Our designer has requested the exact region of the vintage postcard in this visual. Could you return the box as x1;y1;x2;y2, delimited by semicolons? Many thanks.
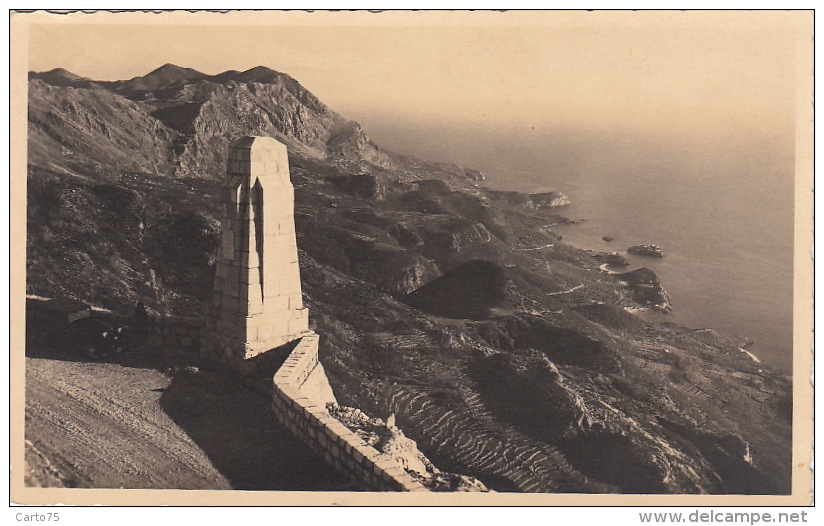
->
9;9;814;507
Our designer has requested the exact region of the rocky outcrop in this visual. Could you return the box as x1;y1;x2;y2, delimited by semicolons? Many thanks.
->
530;191;571;208
483;189;570;208
27;80;179;176
476;313;623;373
138;67;389;176
471;349;588;441
327;405;488;492
296;218;440;295
341;174;388;200
628;244;664;257
618;267;671;310
393;215;495;262
169;81;348;177
465;168;485;181
406;260;512;320
327;120;392;168
594;252;629;267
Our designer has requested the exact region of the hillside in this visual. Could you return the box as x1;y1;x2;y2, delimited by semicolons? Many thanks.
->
25;65;792;494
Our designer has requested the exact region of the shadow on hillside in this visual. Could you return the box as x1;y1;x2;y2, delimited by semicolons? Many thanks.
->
25;313;358;491
158;367;358;491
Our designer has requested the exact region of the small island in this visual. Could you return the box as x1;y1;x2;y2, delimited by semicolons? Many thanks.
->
627;244;664;257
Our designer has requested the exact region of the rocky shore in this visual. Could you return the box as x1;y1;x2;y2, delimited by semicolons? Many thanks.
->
628;244;664;257
617;267;672;311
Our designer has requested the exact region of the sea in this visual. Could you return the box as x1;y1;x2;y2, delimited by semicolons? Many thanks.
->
367;123;796;375
479;129;797;375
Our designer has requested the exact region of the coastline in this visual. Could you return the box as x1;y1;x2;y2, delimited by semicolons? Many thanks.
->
525;192;793;376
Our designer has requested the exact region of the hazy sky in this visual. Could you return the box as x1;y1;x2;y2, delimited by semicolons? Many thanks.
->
26;11;804;140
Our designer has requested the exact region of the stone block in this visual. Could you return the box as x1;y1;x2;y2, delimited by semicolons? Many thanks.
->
252;323;272;343
293;395;311;406
324;421;346;439
352;446;370;464
241;271;261;286
246;300;264;317
268;295;289;310
369;474;381;490
288;318;309;336
339;433;360;451
287;295;304;310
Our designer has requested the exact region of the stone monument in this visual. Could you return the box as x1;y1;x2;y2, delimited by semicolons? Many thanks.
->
207;136;310;365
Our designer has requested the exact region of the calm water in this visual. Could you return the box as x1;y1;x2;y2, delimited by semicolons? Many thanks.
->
480;131;796;375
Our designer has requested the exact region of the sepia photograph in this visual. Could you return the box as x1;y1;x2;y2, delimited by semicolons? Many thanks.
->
9;9;814;506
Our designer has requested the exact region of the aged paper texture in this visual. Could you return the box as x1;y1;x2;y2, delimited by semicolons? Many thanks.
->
9;9;814;506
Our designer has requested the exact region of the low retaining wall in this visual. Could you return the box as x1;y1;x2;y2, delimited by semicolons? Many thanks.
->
271;333;428;492
146;315;203;353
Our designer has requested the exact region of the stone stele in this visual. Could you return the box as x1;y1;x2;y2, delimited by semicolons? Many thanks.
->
207;136;310;363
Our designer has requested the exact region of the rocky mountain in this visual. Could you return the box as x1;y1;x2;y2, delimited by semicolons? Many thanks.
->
28;65;391;180
29;68;105;89
25;65;792;494
113;63;207;94
28;78;180;176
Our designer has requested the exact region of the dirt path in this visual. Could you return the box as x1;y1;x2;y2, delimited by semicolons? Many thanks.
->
25;352;352;491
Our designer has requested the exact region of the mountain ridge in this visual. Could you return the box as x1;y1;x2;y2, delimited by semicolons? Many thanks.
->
28;64;395;178
115;63;208;93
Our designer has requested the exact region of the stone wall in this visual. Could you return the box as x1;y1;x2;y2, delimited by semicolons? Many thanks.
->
271;333;429;492
146;315;203;354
